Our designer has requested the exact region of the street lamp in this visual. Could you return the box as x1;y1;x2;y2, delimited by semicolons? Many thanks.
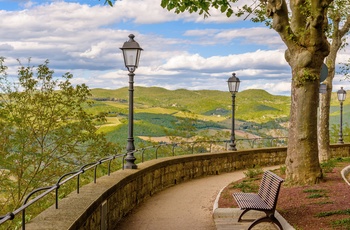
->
227;73;240;151
120;34;143;169
337;87;346;144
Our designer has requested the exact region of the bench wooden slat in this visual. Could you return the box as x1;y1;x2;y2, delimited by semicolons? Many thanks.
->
232;170;284;230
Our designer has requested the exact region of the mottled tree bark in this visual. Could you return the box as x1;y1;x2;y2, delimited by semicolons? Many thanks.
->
267;0;333;184
318;14;350;162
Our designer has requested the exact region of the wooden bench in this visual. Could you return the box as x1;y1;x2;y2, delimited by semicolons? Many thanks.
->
232;170;284;230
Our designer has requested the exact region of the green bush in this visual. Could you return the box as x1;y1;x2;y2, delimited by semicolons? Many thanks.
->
321;159;337;173
232;181;259;193
244;166;263;178
279;165;286;175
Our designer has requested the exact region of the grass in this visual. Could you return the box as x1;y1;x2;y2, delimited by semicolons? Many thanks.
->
303;188;328;198
316;209;350;217
320;159;337;173
316;209;350;229
229;166;263;193
231;180;259;193
332;218;350;228
243;166;264;178
307;193;327;199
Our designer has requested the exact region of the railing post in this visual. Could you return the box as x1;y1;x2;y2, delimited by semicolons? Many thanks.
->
141;148;146;162
77;174;80;194
155;145;161;159
172;143;176;156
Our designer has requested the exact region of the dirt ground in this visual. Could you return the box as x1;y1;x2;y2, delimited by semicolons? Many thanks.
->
219;163;350;230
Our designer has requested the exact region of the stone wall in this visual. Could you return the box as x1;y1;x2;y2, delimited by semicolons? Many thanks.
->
25;145;350;230
330;144;350;159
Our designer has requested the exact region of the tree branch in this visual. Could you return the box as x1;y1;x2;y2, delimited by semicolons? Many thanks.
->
339;15;350;38
265;0;295;47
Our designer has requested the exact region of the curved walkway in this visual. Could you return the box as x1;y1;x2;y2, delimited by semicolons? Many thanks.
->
115;166;289;230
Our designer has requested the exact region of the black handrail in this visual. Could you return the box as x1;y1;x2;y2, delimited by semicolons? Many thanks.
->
0;137;288;229
0;153;126;229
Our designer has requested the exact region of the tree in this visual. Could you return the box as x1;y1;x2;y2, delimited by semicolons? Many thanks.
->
104;0;114;7
340;58;350;79
159;0;338;185
318;1;350;162
0;58;114;213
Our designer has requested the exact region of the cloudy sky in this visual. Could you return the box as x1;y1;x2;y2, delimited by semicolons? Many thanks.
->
0;0;349;95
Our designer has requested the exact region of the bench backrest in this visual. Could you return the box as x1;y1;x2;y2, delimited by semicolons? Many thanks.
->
257;170;284;210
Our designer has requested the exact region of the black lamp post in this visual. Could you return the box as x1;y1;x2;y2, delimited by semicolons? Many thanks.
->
120;34;143;169
227;73;240;151
337;87;346;144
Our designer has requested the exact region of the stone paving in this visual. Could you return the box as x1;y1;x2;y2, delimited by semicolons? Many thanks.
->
115;166;295;230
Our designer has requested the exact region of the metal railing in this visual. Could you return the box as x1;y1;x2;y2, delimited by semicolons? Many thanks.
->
0;137;287;229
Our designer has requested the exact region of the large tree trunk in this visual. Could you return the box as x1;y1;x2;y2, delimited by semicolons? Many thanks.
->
318;80;332;162
318;60;334;162
318;14;350;162
267;0;332;185
285;49;324;184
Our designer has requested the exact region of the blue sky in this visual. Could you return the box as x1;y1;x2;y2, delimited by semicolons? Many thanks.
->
0;0;349;95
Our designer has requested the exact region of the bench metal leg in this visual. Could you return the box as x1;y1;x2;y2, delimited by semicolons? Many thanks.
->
247;214;283;230
237;209;250;222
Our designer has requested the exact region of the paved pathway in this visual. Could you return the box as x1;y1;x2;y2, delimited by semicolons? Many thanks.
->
114;166;292;230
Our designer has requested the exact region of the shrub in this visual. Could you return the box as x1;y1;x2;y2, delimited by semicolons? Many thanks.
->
244;166;263;178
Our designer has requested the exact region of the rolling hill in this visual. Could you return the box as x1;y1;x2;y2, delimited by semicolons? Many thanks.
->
88;87;349;147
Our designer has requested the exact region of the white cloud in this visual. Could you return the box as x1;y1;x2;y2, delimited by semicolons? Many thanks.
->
1;0;348;96
161;49;288;73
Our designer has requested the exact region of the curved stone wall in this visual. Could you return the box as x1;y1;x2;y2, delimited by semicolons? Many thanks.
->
25;144;350;230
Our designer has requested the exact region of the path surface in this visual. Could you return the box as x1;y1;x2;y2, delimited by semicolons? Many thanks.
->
115;166;280;230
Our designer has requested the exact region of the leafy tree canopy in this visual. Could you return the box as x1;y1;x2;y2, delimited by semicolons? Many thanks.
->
0;57;115;212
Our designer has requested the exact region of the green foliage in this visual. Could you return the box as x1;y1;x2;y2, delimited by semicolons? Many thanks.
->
316;208;350;228
316;209;350;217
231;180;259;193
332;218;350;228
279;165;287;175
0;59;115;218
243;166;263;178
303;189;327;193
293;68;320;87
164;111;198;141
307;193;327;199
320;159;337;173
103;0;113;7
303;189;328;199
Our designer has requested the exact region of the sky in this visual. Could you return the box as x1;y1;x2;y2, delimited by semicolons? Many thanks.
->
0;0;349;96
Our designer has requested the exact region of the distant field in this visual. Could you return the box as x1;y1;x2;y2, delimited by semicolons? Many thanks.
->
135;107;179;115
96;117;122;134
89;87;349;146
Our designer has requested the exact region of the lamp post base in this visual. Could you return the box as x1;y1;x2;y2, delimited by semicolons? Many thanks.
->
228;142;237;151
125;138;137;169
124;153;137;169
124;160;137;169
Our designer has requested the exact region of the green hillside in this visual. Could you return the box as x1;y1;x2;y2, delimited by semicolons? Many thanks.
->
90;87;291;122
88;87;290;145
89;87;350;147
